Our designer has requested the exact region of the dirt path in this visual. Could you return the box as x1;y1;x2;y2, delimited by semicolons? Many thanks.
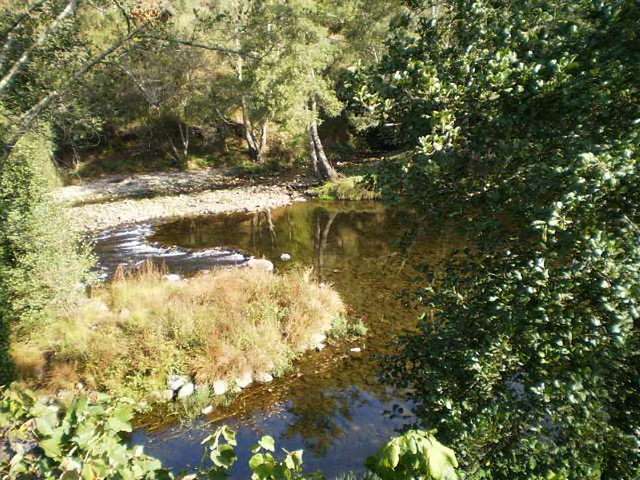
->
59;169;313;232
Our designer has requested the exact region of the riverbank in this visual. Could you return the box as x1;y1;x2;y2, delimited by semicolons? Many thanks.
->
59;169;313;232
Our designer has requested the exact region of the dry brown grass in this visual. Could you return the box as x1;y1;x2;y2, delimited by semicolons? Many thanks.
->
13;264;345;399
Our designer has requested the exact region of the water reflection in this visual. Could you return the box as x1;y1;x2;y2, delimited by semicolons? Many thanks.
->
95;201;469;477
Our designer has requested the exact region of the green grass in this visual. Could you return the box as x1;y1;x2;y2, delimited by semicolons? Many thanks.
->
13;264;346;401
312;176;381;201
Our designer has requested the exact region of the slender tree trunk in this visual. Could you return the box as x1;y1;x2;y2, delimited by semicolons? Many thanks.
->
0;0;79;96
308;98;336;180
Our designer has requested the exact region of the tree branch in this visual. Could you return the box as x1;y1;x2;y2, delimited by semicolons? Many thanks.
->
0;0;47;43
7;16;157;150
141;35;258;58
0;0;79;96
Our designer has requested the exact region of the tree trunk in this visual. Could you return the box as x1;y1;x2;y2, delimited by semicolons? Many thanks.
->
308;98;336;180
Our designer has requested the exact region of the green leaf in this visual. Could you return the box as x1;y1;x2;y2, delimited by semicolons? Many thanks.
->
258;435;275;452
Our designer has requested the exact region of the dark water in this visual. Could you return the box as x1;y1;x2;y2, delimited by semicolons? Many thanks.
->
93;201;469;478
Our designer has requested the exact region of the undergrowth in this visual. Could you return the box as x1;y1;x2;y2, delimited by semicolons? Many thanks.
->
312;176;380;201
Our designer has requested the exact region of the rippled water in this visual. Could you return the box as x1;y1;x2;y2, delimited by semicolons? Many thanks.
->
93;201;469;477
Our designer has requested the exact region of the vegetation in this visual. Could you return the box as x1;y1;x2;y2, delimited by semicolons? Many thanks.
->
1;385;460;479
13;264;347;400
311;176;380;201
350;0;640;478
1;0;638;478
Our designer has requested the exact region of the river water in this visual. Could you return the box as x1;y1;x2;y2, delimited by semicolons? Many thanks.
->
93;200;469;478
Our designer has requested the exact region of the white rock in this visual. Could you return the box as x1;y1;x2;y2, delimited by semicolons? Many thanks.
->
255;372;274;384
236;371;253;389
213;380;229;396
280;253;291;261
164;274;181;282
201;405;214;415
151;390;174;402
311;333;327;346
177;382;195;400
246;258;274;272
350;347;362;353
167;375;189;391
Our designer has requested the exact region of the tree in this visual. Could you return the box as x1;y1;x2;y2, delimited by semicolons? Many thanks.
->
355;0;640;477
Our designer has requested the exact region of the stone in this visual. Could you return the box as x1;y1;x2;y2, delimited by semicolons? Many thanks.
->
245;257;274;272
151;390;174;402
177;382;195;400
212;380;229;396
236;371;253;389
280;253;291;261
201;405;214;415
164;274;181;282
311;332;327;346
167;375;189;391
255;372;274;384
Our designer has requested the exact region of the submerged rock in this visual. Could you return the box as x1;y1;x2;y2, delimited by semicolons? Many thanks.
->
177;382;194;400
167;375;189;391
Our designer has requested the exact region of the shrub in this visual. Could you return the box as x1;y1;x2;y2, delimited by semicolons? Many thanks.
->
0;127;94;385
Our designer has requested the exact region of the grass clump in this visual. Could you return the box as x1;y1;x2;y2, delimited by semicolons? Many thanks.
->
312;176;380;201
13;264;346;400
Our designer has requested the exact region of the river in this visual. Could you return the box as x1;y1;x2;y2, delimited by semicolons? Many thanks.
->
92;200;469;478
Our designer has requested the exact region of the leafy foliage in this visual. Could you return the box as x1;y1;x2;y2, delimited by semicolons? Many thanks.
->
366;430;459;480
0;386;461;480
350;0;640;478
0;386;167;479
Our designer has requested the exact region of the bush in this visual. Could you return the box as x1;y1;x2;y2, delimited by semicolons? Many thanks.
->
0;127;94;385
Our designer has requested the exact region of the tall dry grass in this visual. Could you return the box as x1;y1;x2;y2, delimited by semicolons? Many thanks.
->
13;264;345;399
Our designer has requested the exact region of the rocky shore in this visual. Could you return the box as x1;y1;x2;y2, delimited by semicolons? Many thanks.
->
59;169;312;232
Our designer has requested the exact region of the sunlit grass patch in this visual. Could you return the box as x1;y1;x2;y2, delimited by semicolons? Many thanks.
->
312;176;380;201
13;264;346;401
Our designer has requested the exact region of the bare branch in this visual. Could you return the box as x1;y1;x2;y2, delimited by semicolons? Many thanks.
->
0;0;79;97
6;16;157;150
142;35;258;58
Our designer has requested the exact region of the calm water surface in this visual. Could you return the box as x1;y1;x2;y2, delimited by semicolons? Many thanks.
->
93;201;469;478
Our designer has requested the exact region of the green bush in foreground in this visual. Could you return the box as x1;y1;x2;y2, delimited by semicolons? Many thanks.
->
0;386;460;480
0;128;94;385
